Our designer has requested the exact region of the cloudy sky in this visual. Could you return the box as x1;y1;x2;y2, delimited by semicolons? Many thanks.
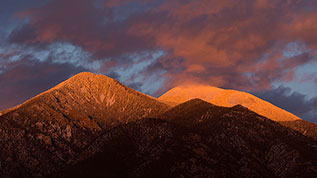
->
0;0;316;123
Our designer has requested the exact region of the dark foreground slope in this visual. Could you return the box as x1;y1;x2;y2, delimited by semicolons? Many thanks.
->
0;72;168;178
55;99;317;178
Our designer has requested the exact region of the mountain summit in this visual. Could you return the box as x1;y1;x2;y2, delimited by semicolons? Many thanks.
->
159;85;301;122
1;72;168;125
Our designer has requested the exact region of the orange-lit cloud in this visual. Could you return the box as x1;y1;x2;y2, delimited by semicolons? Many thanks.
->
6;0;317;92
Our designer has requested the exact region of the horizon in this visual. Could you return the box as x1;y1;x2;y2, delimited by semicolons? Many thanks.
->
0;71;309;123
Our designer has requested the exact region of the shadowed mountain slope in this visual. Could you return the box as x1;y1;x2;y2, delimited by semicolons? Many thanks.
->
0;72;169;178
54;99;317;178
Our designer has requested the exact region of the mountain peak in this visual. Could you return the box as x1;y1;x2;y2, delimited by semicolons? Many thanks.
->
50;72;113;90
181;98;211;105
168;98;215;112
1;72;165;117
159;85;301;122
67;72;113;82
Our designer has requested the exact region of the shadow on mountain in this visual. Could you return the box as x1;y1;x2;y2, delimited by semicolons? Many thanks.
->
54;99;317;178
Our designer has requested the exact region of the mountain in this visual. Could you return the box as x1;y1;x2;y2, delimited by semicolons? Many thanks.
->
158;85;300;122
1;73;316;178
1;72;168;124
0;72;169;178
53;99;317;178
279;120;317;139
158;85;317;138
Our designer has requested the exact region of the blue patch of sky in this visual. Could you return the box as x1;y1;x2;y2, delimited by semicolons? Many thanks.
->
250;41;317;98
34;42;102;70
0;44;22;62
114;50;164;81
272;41;317;98
282;41;309;59
0;42;103;73
272;61;317;99
139;70;166;95
1;39;167;95
110;0;165;21
109;50;167;95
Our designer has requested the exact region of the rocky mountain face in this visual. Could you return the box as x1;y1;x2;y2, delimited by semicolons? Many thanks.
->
0;72;168;178
0;73;316;178
161;99;317;177
279;120;317;139
54;99;317;178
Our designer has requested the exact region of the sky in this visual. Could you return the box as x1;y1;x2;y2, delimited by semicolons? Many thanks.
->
0;0;316;123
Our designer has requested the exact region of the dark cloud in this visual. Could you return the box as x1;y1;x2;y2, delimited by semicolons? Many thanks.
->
255;86;317;123
0;58;85;110
9;24;37;44
9;0;156;59
8;0;317;92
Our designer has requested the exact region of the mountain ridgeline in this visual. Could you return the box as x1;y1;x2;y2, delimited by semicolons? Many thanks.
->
0;72;316;178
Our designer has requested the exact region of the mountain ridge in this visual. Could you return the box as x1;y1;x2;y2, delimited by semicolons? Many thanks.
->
53;98;317;178
0;72;161;117
158;85;302;122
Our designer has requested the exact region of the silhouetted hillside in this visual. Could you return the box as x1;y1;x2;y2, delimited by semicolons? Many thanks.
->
55;99;317;178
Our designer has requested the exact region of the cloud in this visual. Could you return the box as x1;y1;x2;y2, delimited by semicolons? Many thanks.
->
255;86;317;123
0;57;85;110
8;0;317;92
9;0;156;58
129;0;317;91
